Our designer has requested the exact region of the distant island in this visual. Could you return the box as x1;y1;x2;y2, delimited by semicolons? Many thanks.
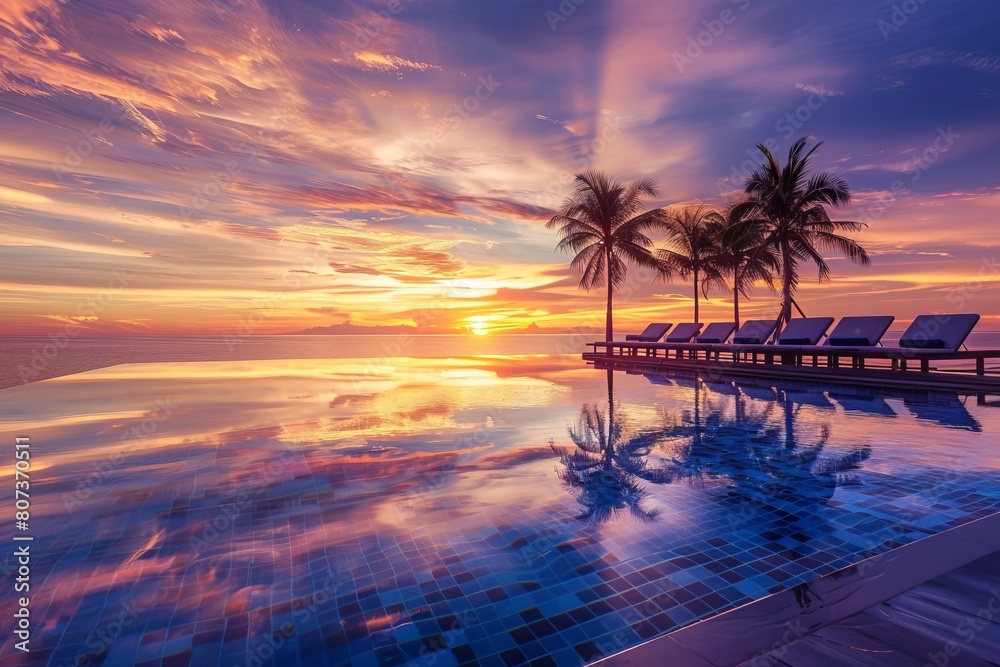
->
286;320;602;335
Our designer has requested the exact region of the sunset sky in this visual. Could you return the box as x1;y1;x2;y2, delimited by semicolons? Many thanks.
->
1;0;998;335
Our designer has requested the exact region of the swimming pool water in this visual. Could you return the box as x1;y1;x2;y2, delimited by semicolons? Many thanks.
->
2;355;999;666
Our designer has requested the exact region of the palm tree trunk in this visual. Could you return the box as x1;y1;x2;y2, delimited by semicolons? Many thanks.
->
733;279;740;329
693;267;699;323
780;240;793;337
606;279;613;342
605;245;614;345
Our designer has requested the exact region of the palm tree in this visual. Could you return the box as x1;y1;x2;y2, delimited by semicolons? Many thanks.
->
546;171;664;341
711;203;780;329
655;205;727;323
727;138;871;334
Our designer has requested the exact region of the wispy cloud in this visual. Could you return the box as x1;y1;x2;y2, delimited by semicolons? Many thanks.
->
351;51;442;73
794;82;844;96
893;48;1000;74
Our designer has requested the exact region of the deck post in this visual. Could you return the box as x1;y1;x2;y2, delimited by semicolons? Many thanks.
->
978;356;985;376
920;358;930;373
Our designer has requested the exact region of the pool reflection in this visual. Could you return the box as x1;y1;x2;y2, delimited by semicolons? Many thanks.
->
554;370;875;526
1;357;999;667
553;370;669;524
655;376;871;509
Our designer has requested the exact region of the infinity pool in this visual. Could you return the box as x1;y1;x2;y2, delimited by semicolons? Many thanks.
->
2;355;999;666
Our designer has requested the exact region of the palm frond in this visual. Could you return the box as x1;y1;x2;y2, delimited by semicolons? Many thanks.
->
794;238;832;283
813;231;872;267
803;173;851;207
555;230;601;254
576;248;606;291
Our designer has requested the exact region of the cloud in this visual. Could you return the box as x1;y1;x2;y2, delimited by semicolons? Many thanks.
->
351;51;442;73
794;83;844;96
893;48;1000;74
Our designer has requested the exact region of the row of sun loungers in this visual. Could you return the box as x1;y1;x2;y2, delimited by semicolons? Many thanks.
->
624;314;981;353
601;314;1000;392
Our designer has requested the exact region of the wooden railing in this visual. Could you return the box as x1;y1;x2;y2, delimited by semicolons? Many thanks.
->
583;340;1000;392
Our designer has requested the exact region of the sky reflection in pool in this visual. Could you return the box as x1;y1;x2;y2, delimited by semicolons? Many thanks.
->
2;356;999;666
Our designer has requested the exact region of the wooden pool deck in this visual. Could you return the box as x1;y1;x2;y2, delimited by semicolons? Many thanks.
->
583;340;1000;394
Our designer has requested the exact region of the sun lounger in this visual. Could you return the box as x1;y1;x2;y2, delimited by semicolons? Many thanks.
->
824;316;894;347
665;323;703;343
732;319;779;345
895;314;980;352
696;322;736;344
625;323;672;342
776;317;835;345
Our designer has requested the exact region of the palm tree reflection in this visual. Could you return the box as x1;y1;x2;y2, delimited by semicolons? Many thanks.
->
554;371;874;524
552;369;667;524
662;379;871;506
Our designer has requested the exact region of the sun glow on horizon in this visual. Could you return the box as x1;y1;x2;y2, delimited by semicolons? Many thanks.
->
467;315;495;336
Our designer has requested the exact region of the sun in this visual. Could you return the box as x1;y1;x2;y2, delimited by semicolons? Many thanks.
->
467;316;491;336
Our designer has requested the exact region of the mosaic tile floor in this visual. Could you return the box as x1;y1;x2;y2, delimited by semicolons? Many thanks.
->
326;468;1000;667
1;357;999;666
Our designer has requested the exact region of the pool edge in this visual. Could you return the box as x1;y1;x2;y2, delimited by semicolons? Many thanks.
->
590;509;1000;666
